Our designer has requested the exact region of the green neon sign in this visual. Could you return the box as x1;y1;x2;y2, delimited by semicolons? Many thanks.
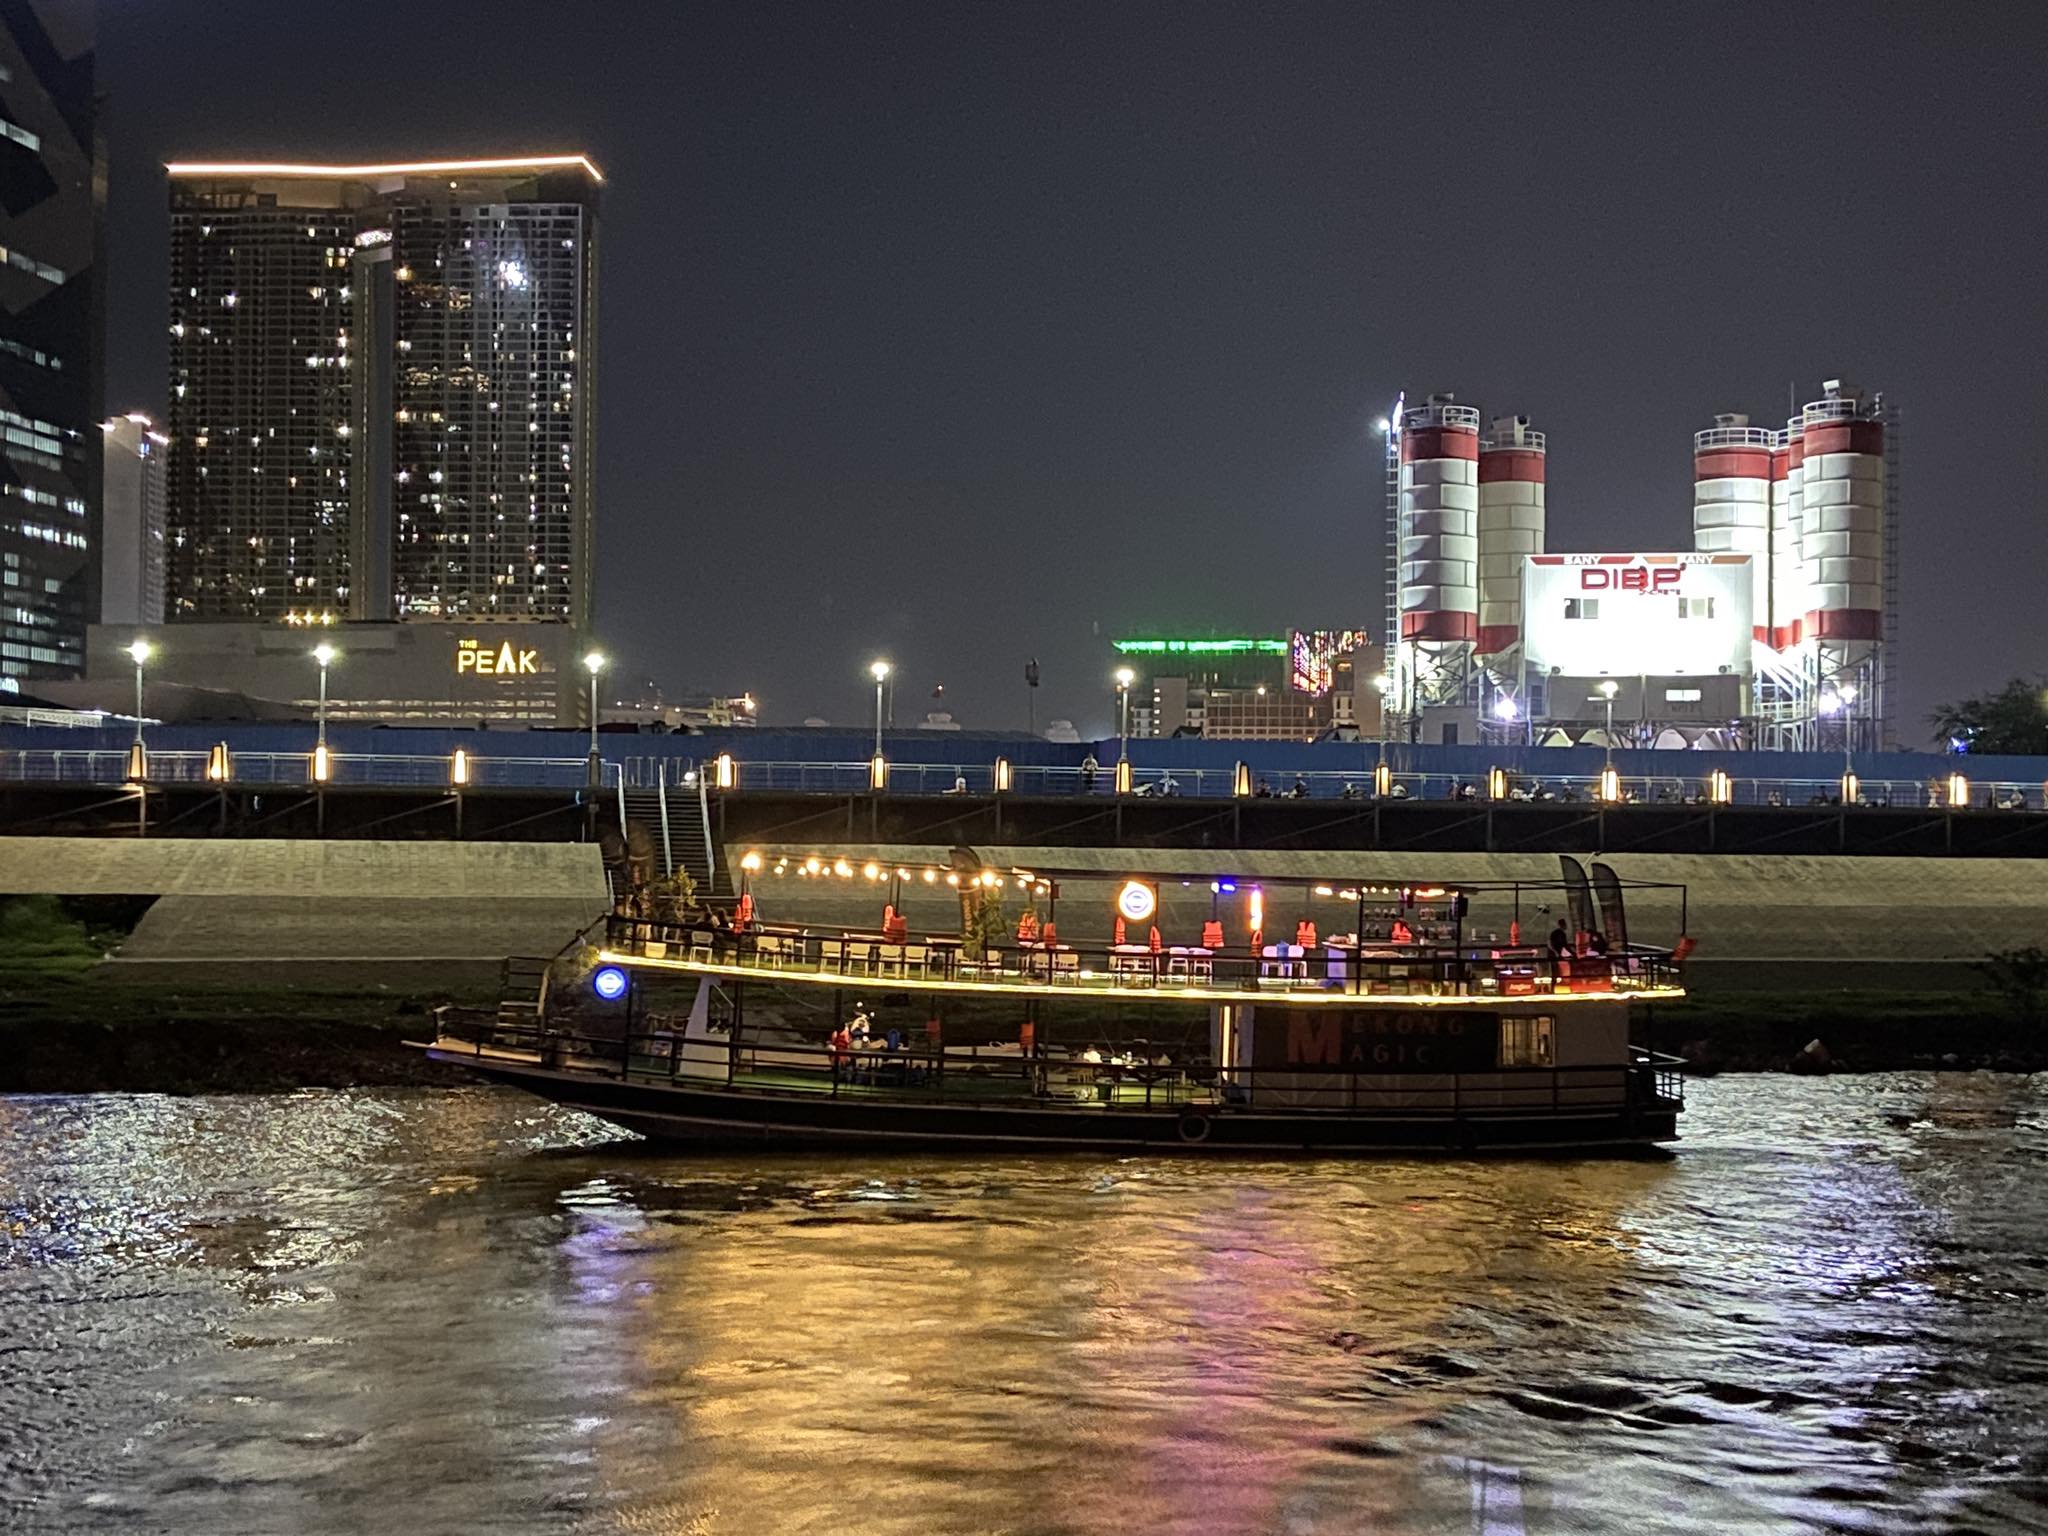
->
1113;638;1289;655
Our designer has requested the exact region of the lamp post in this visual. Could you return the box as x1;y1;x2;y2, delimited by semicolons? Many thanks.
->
583;651;605;756
125;638;151;747
1822;684;1856;799
870;660;891;756
1598;679;1619;800
124;638;152;789
312;643;337;747
1114;666;1135;762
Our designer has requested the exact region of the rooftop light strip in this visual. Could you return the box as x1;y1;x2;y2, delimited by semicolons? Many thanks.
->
165;155;604;183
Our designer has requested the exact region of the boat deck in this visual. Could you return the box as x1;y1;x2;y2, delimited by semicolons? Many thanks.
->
598;916;1683;1007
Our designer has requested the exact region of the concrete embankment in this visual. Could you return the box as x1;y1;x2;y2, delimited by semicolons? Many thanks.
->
0;837;608;986
721;841;2046;994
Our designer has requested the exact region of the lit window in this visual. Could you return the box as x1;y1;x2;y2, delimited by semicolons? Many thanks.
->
1499;1016;1554;1068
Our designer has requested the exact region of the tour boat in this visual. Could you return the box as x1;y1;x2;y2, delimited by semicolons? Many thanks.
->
425;856;1688;1153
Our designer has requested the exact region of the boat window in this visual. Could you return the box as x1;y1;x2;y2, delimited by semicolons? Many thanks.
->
1499;1015;1554;1068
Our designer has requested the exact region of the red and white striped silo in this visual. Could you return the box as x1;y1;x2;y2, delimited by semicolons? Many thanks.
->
1692;414;1773;642
1769;422;1807;650
1799;382;1884;647
1477;415;1546;660
1399;395;1481;651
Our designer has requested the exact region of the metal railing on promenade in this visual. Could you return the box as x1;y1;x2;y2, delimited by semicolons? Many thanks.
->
0;747;596;790
2;746;2042;814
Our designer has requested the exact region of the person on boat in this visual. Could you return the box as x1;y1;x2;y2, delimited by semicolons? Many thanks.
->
1390;917;1414;945
849;1008;873;1046
1388;780;1409;799
1547;920;1573;960
1080;754;1099;791
1255;778;1275;798
828;1024;853;1074
945;774;968;794
1289;775;1309;799
1585;930;1609;957
1340;780;1361;800
1158;772;1180;797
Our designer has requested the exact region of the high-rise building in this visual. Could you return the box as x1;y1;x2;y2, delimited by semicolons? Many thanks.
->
99;411;165;625
164;156;601;629
0;0;103;685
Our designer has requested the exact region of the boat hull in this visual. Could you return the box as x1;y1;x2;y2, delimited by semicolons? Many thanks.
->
433;1052;1679;1155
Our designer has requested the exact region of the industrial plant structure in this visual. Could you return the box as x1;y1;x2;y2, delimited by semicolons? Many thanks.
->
1383;379;1897;752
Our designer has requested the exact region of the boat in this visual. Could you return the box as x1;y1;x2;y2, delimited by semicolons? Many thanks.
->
424;855;1689;1153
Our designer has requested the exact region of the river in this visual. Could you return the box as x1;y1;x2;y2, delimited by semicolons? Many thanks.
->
2;1075;2045;1534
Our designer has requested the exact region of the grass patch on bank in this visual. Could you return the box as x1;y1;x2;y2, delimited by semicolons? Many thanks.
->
0;895;113;976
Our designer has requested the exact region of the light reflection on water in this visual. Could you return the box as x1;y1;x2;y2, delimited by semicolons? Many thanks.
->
1;1075;2045;1534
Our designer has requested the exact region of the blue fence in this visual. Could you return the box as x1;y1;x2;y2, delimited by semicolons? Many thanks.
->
2;722;2046;809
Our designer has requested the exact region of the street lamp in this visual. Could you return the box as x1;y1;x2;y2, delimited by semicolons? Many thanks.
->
1598;680;1619;799
583;651;605;756
124;638;152;746
1114;666;1135;762
870;660;891;756
124;638;152;782
312;643;338;745
311;642;338;783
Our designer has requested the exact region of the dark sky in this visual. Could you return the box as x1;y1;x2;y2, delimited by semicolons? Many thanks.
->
100;2;2048;739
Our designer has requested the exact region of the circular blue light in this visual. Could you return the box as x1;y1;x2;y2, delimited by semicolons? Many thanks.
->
591;965;629;1001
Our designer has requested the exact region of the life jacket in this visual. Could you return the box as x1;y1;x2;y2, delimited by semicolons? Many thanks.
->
1148;925;1162;953
1201;920;1224;949
1295;919;1317;949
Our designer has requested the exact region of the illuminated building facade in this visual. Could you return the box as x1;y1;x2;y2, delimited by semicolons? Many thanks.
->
0;0;103;684
1114;633;1386;741
100;412;166;625
84;617;582;725
164;157;600;629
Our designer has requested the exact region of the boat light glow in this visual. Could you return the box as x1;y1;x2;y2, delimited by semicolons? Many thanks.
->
591;965;629;1001
1117;881;1158;923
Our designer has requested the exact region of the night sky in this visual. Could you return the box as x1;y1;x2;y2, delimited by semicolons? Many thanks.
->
100;2;2048;739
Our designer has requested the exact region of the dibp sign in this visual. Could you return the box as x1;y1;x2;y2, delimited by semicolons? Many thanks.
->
456;638;541;676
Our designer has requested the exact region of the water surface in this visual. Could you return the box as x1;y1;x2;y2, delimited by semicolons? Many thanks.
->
3;1075;2045;1533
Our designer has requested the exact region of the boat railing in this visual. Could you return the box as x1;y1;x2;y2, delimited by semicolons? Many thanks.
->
597;913;1683;1001
427;1014;1684;1118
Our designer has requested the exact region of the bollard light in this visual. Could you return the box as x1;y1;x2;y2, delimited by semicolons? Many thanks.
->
312;743;332;783
1373;761;1392;798
1709;768;1732;804
869;753;888;791
1598;766;1620;803
206;742;231;783
1840;771;1858;805
125;741;147;784
1114;758;1133;796
713;752;736;791
993;756;1012;794
451;748;470;787
1233;761;1251;798
1488;766;1508;801
1947;772;1969;808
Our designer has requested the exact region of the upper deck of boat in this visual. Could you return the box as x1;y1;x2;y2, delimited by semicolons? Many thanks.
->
599;863;1686;1008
